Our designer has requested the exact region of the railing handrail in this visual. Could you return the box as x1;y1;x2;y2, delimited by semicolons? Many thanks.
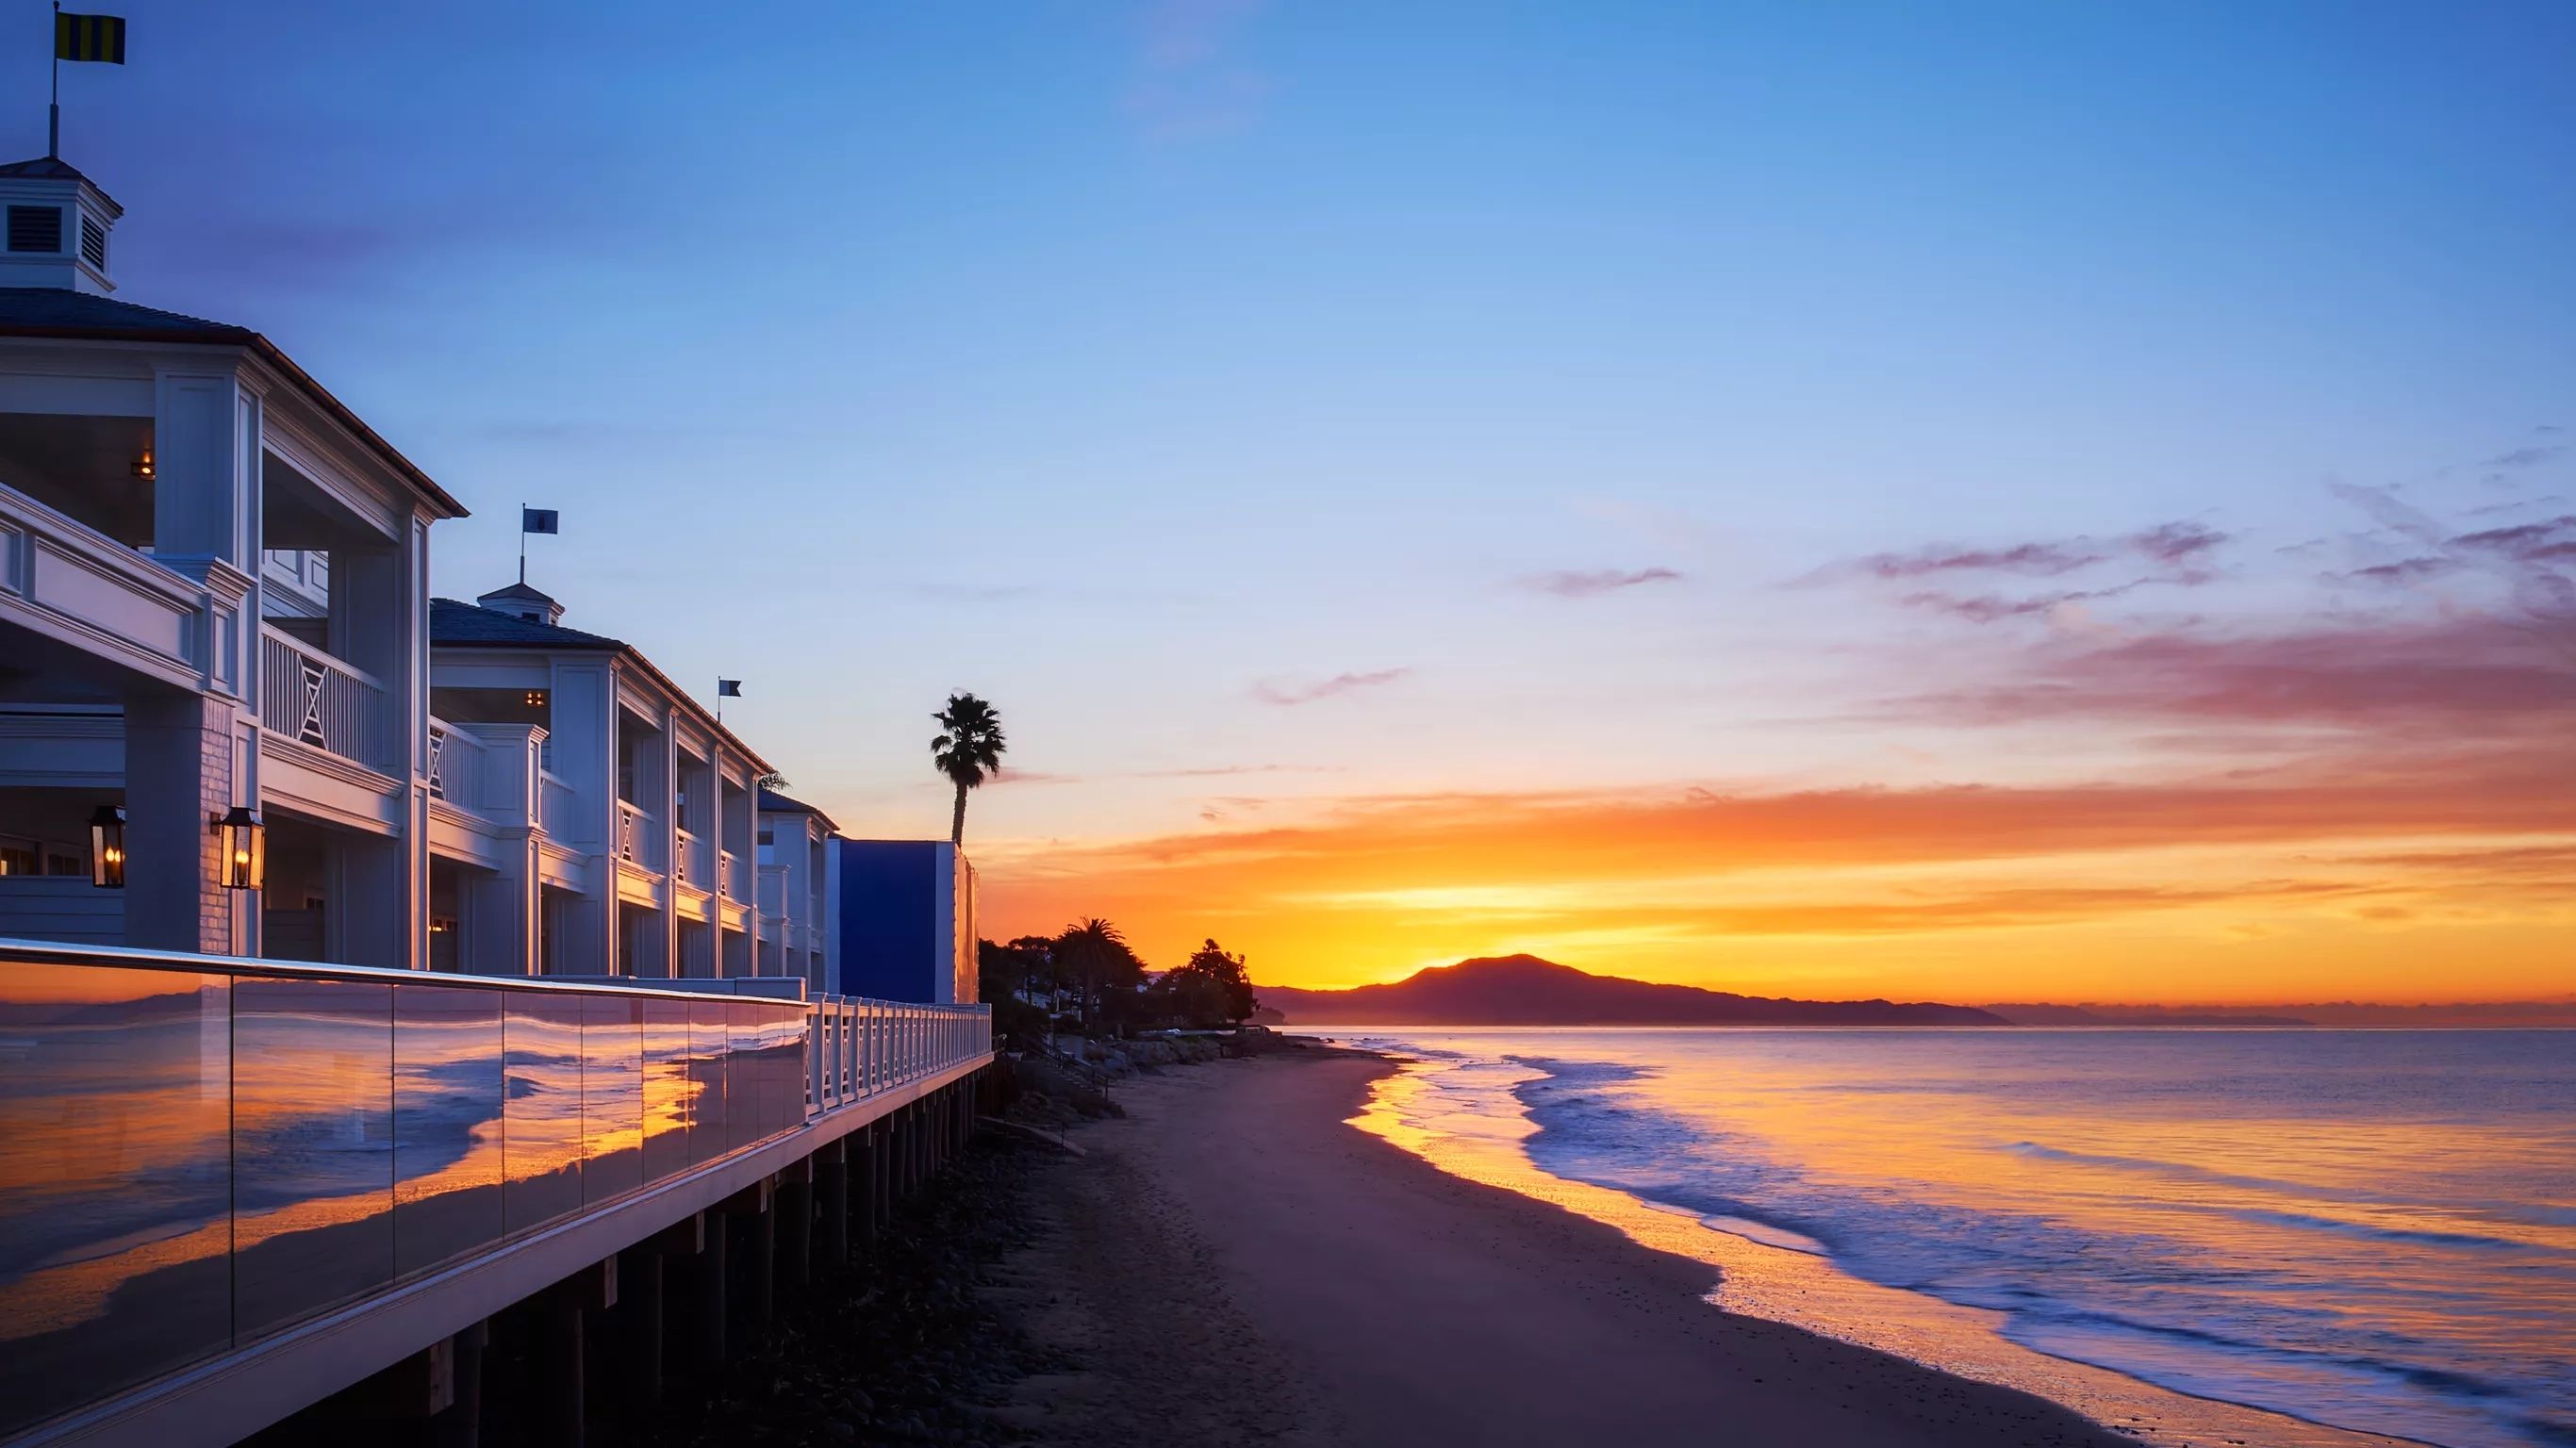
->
0;938;999;1023
427;715;487;752
257;618;383;691
0;479;205;606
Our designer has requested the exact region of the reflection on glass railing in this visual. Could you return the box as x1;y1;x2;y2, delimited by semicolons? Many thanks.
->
234;975;397;1340
0;948;982;1440
0;965;234;1435
583;995;645;1204
504;995;585;1232
393;986;505;1278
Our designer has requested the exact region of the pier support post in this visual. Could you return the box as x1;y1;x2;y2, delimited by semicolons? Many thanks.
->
719;1178;775;1344
818;1137;850;1267
854;1127;880;1251
872;1123;892;1233
691;1211;729;1364
533;1260;611;1448
536;1302;583;1447
432;1322;485;1448
616;1246;665;1406
780;1156;815;1292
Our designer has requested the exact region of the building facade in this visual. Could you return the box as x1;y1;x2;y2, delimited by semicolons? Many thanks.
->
1;155;464;970
427;585;789;979
0;152;971;994
825;839;980;1004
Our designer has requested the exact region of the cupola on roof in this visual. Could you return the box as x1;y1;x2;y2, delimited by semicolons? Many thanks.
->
0;155;124;294
476;581;567;628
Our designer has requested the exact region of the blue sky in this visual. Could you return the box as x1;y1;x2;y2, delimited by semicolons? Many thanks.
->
26;2;2576;991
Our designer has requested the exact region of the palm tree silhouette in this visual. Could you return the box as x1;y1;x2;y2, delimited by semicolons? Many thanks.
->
1057;917;1134;1032
931;692;1007;846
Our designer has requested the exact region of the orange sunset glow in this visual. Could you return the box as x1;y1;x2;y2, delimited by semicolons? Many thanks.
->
974;564;2576;1004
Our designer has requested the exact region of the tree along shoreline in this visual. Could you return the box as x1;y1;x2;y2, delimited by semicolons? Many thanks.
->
980;924;1260;1044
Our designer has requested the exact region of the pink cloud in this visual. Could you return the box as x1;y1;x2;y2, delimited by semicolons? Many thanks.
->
1252;668;1412;706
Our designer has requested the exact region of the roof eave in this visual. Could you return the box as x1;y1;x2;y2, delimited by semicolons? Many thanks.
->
0;320;471;520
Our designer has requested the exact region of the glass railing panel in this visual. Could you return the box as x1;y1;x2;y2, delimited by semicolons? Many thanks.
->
759;1004;790;1140
726;999;759;1152
687;998;731;1166
502;995;585;1231
639;996;692;1184
392;985;504;1279
780;1009;805;1131
232;976;396;1342
0;963;233;1437
580;996;644;1204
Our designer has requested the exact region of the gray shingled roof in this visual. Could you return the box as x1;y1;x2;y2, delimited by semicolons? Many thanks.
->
0;287;253;340
0;282;466;519
478;582;558;604
430;598;623;650
0;156;118;208
759;787;838;833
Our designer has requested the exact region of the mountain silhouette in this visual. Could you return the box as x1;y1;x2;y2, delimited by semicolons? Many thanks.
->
1255;955;2007;1027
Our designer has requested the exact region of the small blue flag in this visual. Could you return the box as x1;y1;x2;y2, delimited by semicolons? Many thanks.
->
521;507;559;535
718;679;743;698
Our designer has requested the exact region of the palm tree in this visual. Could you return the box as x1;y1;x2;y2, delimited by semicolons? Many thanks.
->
1057;917;1137;1032
930;692;1006;846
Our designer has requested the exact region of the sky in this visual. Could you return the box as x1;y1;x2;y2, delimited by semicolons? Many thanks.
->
33;1;2576;1003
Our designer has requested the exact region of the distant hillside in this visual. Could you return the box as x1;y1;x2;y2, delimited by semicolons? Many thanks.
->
1255;955;2007;1027
1989;1000;2576;1028
1985;1004;2316;1028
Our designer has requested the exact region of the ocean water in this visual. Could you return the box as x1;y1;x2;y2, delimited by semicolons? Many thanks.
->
1322;1028;2576;1448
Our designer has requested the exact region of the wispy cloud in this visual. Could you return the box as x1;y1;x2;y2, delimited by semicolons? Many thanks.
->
1815;520;2230;589
1252;667;1411;706
1840;539;2109;581
1898;582;2142;623
991;767;1079;786
1520;567;1684;599
2337;556;2461;584
2450;514;2576;566
1888;610;2576;743
2483;444;2568;470
1131;763;1343;779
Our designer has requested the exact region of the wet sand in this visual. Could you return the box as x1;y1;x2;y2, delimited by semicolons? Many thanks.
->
984;1046;2127;1446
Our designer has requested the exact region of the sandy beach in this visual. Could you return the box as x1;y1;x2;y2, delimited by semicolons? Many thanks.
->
983;1045;2126;1446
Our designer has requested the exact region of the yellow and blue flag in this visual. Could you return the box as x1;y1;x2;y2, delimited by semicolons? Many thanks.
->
55;12;125;65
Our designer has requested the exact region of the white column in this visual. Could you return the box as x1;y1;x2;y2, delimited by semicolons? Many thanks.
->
547;659;616;974
330;511;431;970
459;722;543;975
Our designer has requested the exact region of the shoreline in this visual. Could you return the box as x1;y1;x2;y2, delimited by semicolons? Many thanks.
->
628;1039;2441;1446
1333;1038;2421;1448
994;1043;2133;1445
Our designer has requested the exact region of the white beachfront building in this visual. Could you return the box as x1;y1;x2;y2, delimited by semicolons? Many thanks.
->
0;151;837;983
428;584;825;980
758;785;835;989
0;154;468;969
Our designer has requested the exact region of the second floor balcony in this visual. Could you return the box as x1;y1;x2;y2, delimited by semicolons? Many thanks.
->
261;623;391;775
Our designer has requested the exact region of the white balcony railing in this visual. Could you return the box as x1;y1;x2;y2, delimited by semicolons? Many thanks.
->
259;624;388;773
426;716;481;805
617;800;661;873
539;770;577;839
0;483;212;692
720;849;743;900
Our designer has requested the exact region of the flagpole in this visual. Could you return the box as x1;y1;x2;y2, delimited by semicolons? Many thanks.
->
519;501;527;584
49;3;60;158
715;679;723;724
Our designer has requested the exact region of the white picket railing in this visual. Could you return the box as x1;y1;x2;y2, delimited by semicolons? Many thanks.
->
259;624;388;772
